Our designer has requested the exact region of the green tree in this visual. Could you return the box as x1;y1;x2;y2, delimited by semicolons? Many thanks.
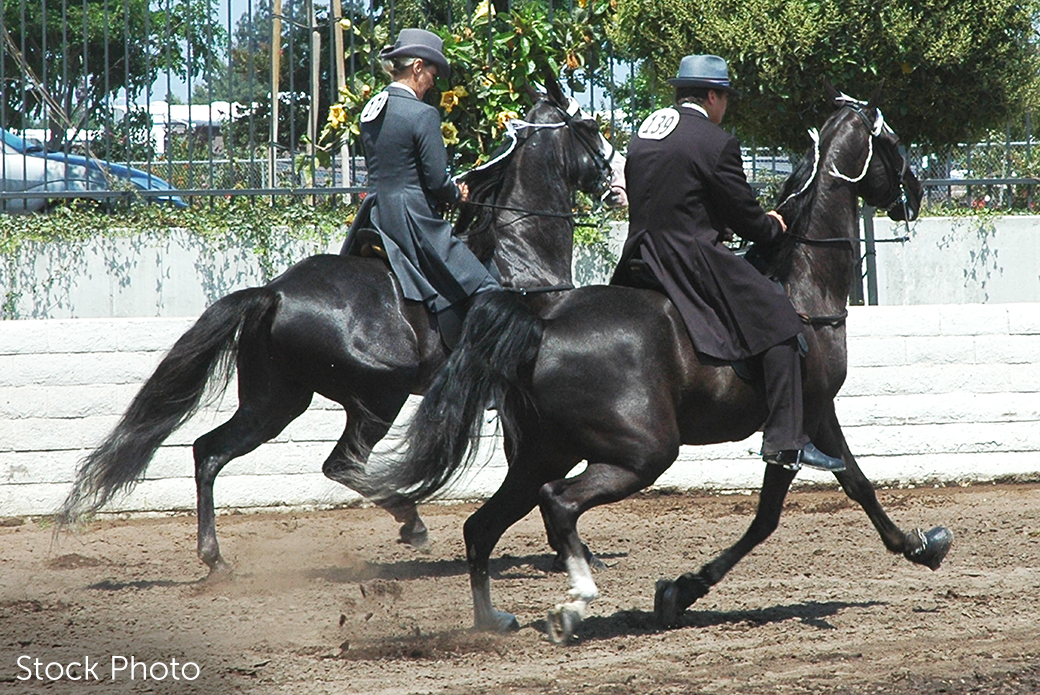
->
313;0;614;171
611;0;1040;150
0;0;225;150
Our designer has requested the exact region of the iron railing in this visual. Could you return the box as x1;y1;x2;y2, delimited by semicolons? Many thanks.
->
2;0;1040;212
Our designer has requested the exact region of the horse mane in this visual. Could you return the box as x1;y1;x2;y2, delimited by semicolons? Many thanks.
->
748;124;831;278
451;139;517;262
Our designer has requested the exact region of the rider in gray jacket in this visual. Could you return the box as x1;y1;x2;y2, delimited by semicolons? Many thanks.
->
353;28;499;345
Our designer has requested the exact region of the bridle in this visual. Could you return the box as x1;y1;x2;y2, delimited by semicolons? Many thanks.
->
454;100;616;297
785;100;913;251
456;100;615;223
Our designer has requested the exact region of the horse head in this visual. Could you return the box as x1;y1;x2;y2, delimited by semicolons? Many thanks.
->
526;73;616;200
824;85;923;222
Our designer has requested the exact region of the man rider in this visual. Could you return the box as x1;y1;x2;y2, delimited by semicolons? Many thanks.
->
611;54;845;473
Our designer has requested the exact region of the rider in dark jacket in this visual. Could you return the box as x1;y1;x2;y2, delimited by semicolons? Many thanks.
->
612;54;845;473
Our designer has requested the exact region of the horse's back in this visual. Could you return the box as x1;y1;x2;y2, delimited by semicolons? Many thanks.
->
262;254;437;395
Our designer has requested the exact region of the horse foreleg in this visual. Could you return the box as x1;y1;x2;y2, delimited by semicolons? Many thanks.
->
816;404;953;570
654;463;797;628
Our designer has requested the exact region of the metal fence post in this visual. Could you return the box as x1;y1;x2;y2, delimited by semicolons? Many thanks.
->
862;205;878;305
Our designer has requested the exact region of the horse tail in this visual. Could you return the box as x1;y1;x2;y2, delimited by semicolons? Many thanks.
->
382;290;544;504
58;287;278;525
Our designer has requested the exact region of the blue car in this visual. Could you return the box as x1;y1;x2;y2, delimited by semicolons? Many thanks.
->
1;128;186;212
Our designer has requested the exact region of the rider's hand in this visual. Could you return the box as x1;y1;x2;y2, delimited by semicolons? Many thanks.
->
767;209;787;232
458;182;470;202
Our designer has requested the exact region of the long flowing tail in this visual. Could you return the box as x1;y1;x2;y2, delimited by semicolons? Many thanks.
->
58;287;278;525
380;290;544;504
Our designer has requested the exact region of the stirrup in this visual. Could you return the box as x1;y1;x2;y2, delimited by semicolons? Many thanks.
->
763;443;845;473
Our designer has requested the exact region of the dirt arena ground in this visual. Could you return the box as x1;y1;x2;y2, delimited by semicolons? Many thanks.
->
2;482;1038;694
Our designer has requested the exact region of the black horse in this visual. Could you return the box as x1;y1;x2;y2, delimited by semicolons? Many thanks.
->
58;81;615;577
380;88;952;642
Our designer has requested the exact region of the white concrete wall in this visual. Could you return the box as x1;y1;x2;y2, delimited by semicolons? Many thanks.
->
2;304;1038;517
873;216;1040;304
4;217;1040;321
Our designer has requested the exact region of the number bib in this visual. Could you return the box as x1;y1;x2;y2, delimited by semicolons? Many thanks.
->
637;108;680;140
360;91;389;123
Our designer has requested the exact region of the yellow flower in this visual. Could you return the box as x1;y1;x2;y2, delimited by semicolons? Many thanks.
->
361;84;372;99
496;110;519;129
439;86;469;113
327;103;346;128
441;121;459;146
338;18;352;31
440;91;460;113
473;0;496;22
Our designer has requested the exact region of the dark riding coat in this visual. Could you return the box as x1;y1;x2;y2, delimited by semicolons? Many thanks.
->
346;85;498;314
611;104;804;361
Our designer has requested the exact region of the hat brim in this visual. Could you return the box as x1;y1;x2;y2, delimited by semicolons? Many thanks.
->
379;45;450;79
668;77;740;96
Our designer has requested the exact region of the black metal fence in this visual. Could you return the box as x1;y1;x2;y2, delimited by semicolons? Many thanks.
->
2;0;1039;211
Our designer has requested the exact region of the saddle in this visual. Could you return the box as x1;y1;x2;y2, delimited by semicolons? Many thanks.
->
617;254;805;384
339;194;388;261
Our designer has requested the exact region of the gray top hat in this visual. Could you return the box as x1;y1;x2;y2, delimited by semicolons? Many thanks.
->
380;28;450;78
668;54;740;96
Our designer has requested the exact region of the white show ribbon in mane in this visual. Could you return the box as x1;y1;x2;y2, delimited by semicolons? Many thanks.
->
454;96;617;183
829;96;887;183
452;118;569;183
778;127;821;208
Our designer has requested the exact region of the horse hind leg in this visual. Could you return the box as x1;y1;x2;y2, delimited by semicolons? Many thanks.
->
539;462;655;643
463;462;556;633
193;387;312;577
320;395;431;551
815;403;953;570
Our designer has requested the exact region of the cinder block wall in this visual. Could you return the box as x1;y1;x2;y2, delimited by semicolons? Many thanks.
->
2;303;1039;517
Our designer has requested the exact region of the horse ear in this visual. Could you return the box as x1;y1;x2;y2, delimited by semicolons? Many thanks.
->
523;83;542;104
866;83;884;110
543;70;567;109
823;78;841;106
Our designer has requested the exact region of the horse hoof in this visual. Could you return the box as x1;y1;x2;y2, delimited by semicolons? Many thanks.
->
399;530;432;554
203;560;234;583
475;610;520;633
546;607;582;644
905;526;954;570
654;579;683;629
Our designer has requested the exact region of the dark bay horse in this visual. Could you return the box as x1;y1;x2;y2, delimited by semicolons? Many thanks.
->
58;82;615;577
380;89;952;642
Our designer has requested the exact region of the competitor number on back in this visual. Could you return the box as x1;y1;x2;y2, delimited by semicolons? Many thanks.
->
637;108;680;140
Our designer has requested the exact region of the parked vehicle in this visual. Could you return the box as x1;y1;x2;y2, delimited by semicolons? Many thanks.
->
0;129;186;213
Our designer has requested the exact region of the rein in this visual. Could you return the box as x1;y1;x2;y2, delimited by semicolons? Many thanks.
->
504;283;575;296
